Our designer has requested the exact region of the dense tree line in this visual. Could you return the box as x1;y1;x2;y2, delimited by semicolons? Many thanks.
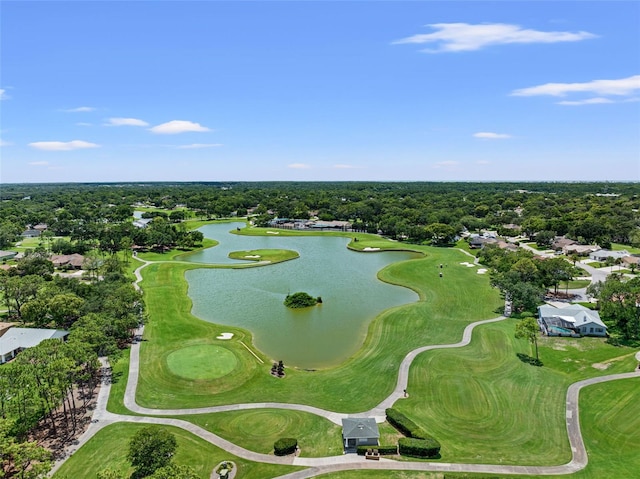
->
0;254;143;477
1;182;638;248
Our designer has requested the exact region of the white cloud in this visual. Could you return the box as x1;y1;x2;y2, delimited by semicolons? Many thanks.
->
432;161;459;169
29;140;100;151
76;122;93;127
29;161;49;166
288;163;311;169
0;139;12;147
63;106;95;112
0;89;8;100
105;117;149;127
393;23;596;53
511;75;640;97
557;97;614;106
176;143;223;149
473;132;512;139
333;164;362;169
149;120;210;134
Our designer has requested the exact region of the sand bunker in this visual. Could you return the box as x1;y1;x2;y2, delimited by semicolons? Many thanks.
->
216;332;234;340
266;231;279;234
244;255;260;258
363;247;381;251
477;268;487;274
460;261;475;267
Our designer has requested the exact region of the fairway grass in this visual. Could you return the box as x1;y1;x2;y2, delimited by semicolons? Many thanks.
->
107;225;639;476
179;409;344;457
52;423;301;479
135;235;504;411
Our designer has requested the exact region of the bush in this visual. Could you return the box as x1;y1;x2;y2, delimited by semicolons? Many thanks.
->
385;408;428;439
356;445;398;455
274;437;297;456
398;437;441;458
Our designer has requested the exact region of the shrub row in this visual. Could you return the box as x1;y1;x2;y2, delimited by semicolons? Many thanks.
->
274;437;297;456
398;437;441;458
385;408;428;439
356;445;398;456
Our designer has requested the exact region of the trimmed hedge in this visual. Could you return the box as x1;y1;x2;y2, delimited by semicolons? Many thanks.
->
398;437;441;458
385;408;428;439
274;437;298;456
356;445;398;456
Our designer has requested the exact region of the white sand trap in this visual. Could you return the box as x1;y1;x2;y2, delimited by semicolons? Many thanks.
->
244;255;261;258
459;262;475;267
363;247;381;251
266;231;279;234
477;268;488;274
216;332;234;340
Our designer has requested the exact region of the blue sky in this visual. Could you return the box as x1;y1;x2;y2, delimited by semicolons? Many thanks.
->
1;1;639;183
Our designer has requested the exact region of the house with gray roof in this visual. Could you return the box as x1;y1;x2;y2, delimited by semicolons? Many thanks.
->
538;304;607;337
0;327;69;364
0;251;17;262
341;418;380;452
589;249;630;262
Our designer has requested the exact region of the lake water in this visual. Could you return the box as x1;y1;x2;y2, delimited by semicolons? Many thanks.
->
183;223;419;369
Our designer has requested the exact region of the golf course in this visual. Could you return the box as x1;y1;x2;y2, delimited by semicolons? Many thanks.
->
51;223;640;479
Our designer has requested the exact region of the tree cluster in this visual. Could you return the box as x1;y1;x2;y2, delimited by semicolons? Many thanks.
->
478;245;578;313
588;275;640;342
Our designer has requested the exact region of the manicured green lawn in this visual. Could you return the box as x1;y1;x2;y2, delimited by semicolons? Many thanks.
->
136;238;218;262
180;409;344;458
394;320;636;466
557;279;591;289
166;344;238;380
612;242;640;254
52;423;301;479
315;349;639;479
228;248;299;263
134;233;504;411
109;225;639;476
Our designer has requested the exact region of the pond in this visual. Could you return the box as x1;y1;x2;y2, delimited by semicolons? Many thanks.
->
183;222;419;369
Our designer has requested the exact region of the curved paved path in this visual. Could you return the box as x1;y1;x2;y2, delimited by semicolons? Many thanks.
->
50;254;640;478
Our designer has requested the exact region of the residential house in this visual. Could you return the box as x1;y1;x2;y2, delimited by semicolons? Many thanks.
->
589;249;630;262
0;250;17;262
50;253;86;269
21;229;41;238
622;255;640;269
552;237;576;251
563;244;600;256
538;304;607;337
341;418;380;452
133;218;153;228
497;240;518;252
0;327;69;364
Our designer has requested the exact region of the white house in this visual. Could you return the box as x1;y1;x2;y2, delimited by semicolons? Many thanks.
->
589;249;630;262
0;327;69;364
538;304;607;337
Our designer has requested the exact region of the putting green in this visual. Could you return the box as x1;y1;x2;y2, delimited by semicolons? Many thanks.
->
167;345;238;380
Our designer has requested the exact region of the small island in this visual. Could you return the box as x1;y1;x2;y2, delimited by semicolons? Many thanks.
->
284;292;322;308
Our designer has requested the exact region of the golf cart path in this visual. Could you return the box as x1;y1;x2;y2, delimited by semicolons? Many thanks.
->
50;255;640;477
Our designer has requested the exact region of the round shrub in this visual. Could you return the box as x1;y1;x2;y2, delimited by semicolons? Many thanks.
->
274;437;298;456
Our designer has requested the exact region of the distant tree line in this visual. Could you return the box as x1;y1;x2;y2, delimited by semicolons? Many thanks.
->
1;182;638;248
